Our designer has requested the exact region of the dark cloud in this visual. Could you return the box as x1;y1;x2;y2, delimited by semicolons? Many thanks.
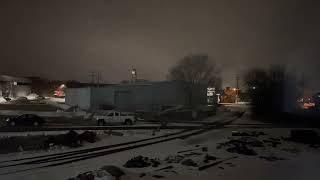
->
0;0;319;90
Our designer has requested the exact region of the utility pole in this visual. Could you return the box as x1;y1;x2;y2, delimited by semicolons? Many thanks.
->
235;75;240;103
131;67;137;84
236;75;239;89
97;72;101;87
89;72;96;86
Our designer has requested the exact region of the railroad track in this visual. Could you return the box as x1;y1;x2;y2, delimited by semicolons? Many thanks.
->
0;118;236;176
0;124;221;132
0;123;304;133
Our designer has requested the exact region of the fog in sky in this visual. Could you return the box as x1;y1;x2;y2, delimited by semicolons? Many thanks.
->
0;0;319;90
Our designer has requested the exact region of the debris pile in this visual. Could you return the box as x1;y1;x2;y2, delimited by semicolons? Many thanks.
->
226;144;257;156
263;138;282;147
232;131;266;137
281;148;301;154
164;155;184;164
198;156;238;171
152;175;165;178
203;154;218;163
66;165;125;180
44;130;80;148
101;165;126;179
217;137;264;156
79;131;97;143
259;155;286;162
184;152;203;157
67;172;94;180
124;156;161;168
177;147;208;153
44;131;98;148
181;159;198;167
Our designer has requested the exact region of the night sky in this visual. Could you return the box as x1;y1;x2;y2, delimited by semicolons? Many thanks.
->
0;0;319;90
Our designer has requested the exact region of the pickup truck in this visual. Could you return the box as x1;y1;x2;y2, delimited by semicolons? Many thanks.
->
93;110;136;126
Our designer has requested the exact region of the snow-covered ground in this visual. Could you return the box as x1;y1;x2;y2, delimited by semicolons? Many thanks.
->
0;126;319;180
1;105;319;180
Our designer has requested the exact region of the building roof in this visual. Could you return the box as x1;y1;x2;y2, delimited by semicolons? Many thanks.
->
0;75;31;83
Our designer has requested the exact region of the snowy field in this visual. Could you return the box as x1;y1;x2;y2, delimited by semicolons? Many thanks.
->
0;106;319;180
0;126;319;180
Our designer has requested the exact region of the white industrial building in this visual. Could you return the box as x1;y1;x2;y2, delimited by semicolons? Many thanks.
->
0;75;32;98
65;81;207;112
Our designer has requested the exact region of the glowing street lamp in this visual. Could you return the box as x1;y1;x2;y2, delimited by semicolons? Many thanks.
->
132;69;136;75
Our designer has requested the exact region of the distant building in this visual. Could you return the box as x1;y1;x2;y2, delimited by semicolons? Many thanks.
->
219;87;240;103
0;75;31;98
65;81;207;112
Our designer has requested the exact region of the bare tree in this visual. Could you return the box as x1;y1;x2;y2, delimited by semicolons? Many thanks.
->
167;54;221;87
167;54;221;107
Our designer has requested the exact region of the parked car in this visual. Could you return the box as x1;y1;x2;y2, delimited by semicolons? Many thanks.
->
6;114;45;127
93;110;136;125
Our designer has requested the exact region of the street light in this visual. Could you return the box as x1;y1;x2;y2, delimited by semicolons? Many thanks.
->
132;69;136;75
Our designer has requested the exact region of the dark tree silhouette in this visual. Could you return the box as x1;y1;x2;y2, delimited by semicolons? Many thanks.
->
244;65;300;116
167;54;221;107
167;54;221;88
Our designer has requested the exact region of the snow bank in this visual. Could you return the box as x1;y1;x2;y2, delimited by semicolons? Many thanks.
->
26;93;39;100
0;96;7;103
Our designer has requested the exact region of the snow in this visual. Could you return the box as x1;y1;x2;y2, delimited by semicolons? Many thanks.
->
0;131;70;138
1;126;320;180
1;105;319;180
0;129;180;160
0;97;7;104
46;97;65;104
44;98;69;111
26;94;39;100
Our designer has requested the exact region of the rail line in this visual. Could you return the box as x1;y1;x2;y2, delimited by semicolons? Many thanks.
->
0;125;211;132
0;119;235;176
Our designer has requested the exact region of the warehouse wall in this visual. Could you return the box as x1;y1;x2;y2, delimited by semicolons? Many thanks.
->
90;87;114;109
112;81;207;112
65;81;207;112
65;87;91;109
13;85;31;97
